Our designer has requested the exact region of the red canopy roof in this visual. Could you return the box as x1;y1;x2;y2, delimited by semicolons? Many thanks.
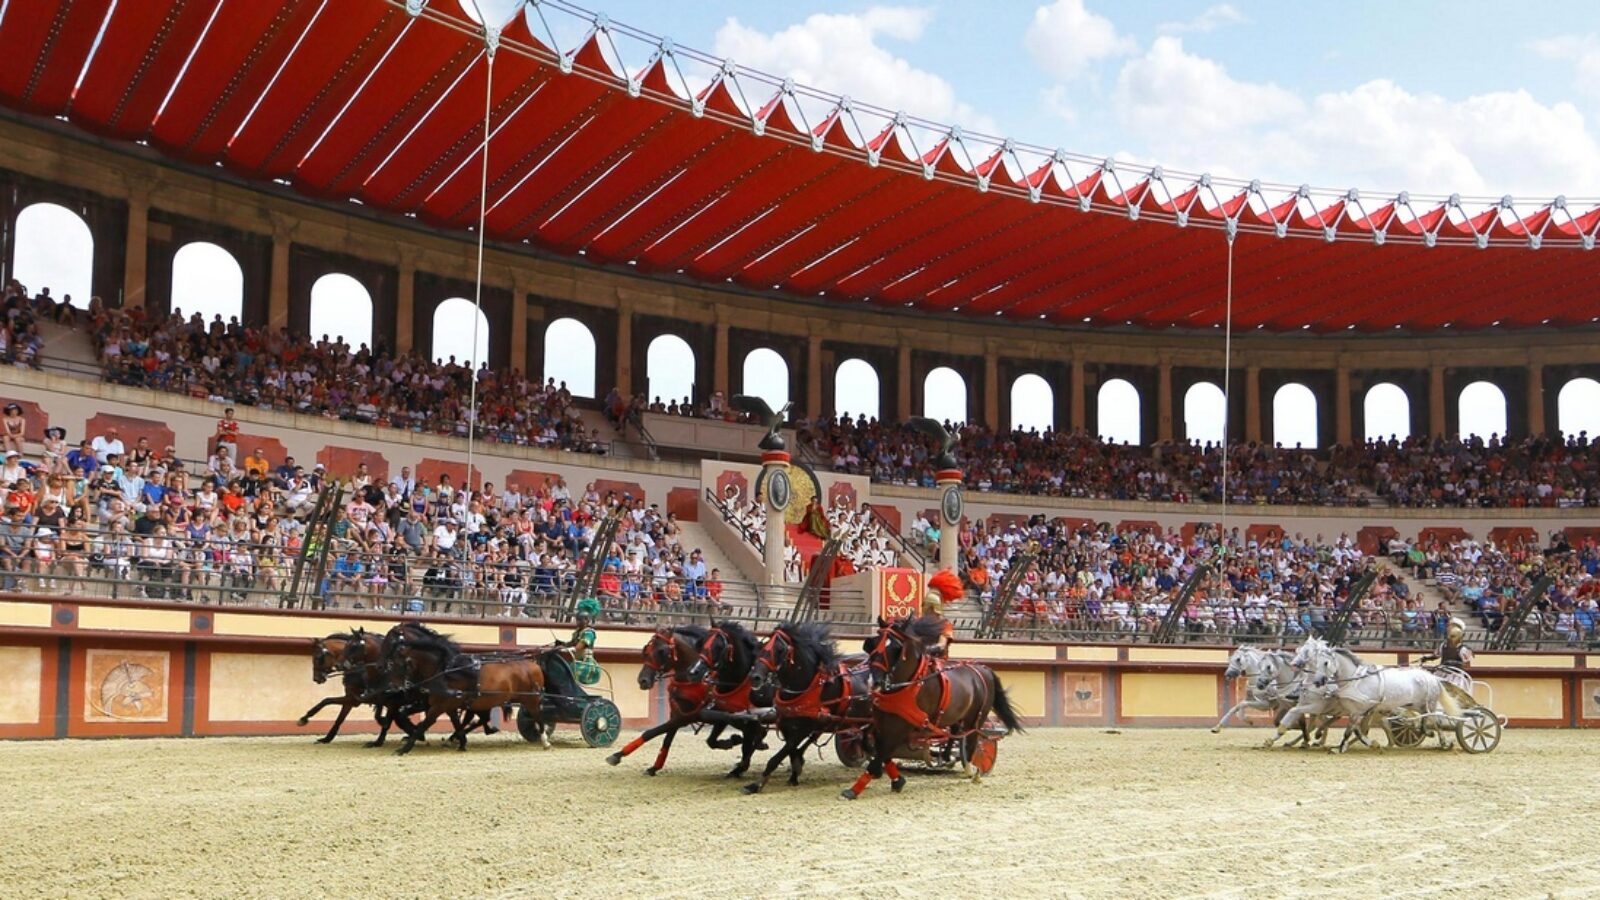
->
3;0;1597;333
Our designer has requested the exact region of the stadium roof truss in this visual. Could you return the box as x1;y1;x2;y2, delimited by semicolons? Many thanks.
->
1;0;1597;333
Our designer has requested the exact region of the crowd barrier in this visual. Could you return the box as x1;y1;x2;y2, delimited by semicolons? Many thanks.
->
2;590;1596;741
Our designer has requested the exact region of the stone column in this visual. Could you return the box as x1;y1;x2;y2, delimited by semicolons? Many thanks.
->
1429;363;1446;437
394;262;416;353
509;273;530;378
615;302;633;396
122;192;149;310
1244;365;1261;443
762;450;791;585
267;229;290;332
983;345;1000;431
713;320;730;397
1335;362;1352;446
806;334;823;419
1157;358;1173;442
936;468;963;572
1069;356;1085;431
897;341;913;420
1527;361;1545;437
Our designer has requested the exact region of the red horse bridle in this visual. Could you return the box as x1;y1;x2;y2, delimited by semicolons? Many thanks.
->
640;628;683;676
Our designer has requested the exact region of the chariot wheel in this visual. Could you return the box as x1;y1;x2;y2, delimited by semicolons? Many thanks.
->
1455;707;1502;754
835;730;869;768
579;699;622;748
515;705;545;743
1386;712;1427;749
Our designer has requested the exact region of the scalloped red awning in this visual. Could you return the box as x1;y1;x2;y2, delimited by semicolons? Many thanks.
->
1;0;1596;333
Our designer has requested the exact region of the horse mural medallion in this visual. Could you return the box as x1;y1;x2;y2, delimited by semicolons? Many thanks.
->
84;650;169;723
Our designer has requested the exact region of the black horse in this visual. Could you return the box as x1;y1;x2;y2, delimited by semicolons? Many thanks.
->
362;622;481;750
688;620;774;779
744;621;874;794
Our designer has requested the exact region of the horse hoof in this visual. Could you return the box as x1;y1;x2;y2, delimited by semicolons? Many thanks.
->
364;740;384;749
839;789;858;801
315;737;333;745
891;777;906;793
297;717;309;727
644;768;659;777
605;752;623;767
742;783;762;795
1209;726;1221;734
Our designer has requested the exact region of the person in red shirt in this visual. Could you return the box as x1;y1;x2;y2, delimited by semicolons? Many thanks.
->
705;568;724;606
215;407;240;464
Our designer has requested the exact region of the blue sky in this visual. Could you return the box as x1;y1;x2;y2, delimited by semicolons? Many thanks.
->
472;0;1600;198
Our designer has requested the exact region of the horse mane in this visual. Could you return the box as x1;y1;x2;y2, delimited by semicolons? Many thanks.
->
712;620;759;655
671;623;709;644
900;615;946;645
780;621;840;669
385;621;461;659
1330;646;1366;667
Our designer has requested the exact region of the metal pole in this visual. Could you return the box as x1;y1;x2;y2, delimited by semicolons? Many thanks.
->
465;33;494;501
1219;231;1235;559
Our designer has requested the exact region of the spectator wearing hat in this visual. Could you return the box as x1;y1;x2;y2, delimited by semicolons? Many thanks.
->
41;426;67;475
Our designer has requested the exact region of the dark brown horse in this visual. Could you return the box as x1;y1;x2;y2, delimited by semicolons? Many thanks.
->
686;620;772;778
381;624;544;755
843;616;1024;800
608;624;762;776
744;621;873;794
298;629;390;744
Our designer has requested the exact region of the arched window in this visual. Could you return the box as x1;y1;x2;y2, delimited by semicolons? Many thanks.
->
923;367;967;424
432;297;489;367
646;334;695;405
307;273;373;353
1010;374;1053;433
13;202;93;309
1558;377;1600;439
1458;381;1507;442
1363;382;1411;443
169;242;243;326
1097;378;1141;445
1183;381;1226;445
742;348;789;414
1272;383;1318;448
833;358;879;421
542;317;595;397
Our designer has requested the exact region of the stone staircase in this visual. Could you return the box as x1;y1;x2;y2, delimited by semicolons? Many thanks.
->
675;518;759;584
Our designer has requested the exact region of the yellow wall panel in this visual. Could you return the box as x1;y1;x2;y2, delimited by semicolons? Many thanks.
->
210;614;495;645
77;605;190;634
1473;677;1564;720
0;600;50;629
1127;648;1229;664
0;645;42;724
1069;646;1119;662
952;642;1057;661
209;652;336;723
1360;653;1399;666
998;670;1048;718
606;679;653;720
1474;654;1575;670
1120;673;1217;718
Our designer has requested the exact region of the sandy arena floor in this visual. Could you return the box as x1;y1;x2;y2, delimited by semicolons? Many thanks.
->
1;725;1597;898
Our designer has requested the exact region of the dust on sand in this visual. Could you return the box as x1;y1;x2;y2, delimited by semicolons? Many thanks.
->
2;728;1597;898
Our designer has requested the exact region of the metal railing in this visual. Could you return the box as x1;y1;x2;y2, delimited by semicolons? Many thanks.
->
865;503;928;571
703;486;767;551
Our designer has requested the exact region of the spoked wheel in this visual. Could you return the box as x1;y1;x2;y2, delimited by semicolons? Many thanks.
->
1386;712;1427;749
1455;707;1502;754
579;699;622;748
835;729;869;769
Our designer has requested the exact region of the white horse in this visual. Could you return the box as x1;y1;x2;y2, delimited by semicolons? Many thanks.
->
1307;645;1462;753
1212;645;1298;734
1261;637;1347;750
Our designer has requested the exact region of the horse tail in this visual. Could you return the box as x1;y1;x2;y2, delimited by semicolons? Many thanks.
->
1438;682;1462;719
989;672;1026;735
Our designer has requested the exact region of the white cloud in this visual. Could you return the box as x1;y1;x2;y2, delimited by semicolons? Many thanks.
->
1530;34;1600;106
1109;36;1600;197
1157;4;1246;35
713;7;997;133
1024;0;1136;82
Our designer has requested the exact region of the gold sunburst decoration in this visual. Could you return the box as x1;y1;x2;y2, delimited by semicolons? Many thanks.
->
783;463;815;525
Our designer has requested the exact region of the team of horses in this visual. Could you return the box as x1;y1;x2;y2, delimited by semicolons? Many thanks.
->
604;615;1025;799
302;615;1024;799
300;621;565;754
1212;637;1468;752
